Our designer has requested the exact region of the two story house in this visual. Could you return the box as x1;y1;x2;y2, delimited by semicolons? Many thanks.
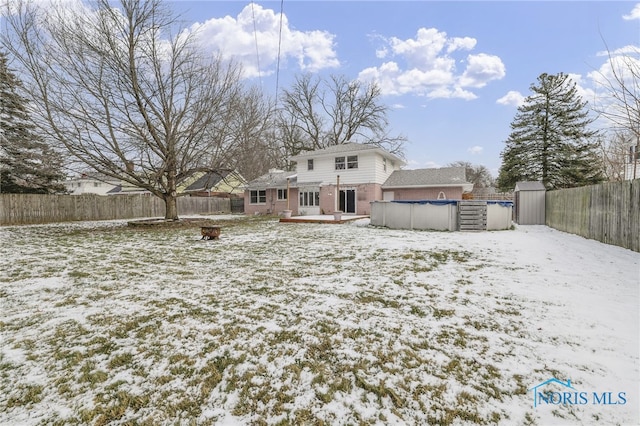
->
244;143;404;216
244;143;474;216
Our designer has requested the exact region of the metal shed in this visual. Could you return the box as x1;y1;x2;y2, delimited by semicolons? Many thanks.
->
514;181;546;225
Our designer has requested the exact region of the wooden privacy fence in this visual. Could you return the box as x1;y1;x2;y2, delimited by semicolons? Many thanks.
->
546;180;640;252
0;194;232;225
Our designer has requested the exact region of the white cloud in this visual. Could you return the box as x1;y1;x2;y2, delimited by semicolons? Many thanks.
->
358;27;505;100
467;146;483;155
496;90;525;107
404;159;441;170
586;50;640;127
186;4;339;78
458;53;506;88
623;3;640;20
422;160;442;168
447;37;477;53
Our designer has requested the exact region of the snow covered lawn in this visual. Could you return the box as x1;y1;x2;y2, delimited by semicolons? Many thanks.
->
0;216;638;425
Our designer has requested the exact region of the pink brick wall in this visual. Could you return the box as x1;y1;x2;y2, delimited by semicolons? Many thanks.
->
244;188;299;215
386;187;463;200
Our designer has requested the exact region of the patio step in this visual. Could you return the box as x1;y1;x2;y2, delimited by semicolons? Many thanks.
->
458;201;487;231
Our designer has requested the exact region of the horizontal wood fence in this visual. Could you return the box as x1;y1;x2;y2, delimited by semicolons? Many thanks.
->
0;194;232;226
546;179;640;252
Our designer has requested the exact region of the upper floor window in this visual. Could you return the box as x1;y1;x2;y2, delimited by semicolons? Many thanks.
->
308;159;314;171
383;158;387;172
277;189;288;200
335;155;358;170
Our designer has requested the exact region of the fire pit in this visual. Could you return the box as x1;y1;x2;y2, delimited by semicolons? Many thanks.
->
201;226;221;240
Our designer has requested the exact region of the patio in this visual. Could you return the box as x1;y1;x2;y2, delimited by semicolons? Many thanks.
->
279;214;369;224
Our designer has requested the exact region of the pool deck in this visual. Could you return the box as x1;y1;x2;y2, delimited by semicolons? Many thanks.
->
279;215;369;224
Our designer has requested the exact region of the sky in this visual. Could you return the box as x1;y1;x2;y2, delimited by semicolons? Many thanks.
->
169;0;640;176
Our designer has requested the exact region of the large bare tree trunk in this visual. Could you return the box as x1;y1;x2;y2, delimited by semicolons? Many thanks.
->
164;195;179;221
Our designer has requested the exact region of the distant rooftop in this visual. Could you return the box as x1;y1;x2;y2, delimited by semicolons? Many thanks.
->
245;170;297;190
383;167;471;188
515;181;546;191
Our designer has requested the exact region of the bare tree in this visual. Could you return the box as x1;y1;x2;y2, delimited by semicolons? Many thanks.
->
277;74;407;159
1;0;259;219
193;85;276;182
448;161;494;188
592;43;640;153
597;131;629;181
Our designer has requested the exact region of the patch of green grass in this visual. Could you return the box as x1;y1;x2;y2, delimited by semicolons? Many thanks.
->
6;384;44;408
108;352;134;369
67;270;92;279
356;293;401;309
79;361;109;386
354;374;404;408
432;308;455;319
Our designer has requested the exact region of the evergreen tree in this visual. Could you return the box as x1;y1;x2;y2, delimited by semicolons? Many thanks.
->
497;72;604;190
0;51;65;194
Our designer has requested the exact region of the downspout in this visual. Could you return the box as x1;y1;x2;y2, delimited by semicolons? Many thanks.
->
287;178;290;210
336;175;340;212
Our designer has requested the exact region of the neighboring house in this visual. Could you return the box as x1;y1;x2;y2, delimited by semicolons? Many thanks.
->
381;167;473;201
62;175;119;195
178;169;246;197
245;143;405;215
106;182;152;195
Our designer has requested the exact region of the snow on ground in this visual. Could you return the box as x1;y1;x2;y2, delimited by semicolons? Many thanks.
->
0;216;638;425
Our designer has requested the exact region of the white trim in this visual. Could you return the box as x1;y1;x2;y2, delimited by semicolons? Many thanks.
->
383;183;474;191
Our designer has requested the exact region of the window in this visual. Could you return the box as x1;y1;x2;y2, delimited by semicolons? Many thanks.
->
308;159;314;171
277;189;288;200
299;191;320;207
383;158;387;172
250;190;266;204
335;155;357;170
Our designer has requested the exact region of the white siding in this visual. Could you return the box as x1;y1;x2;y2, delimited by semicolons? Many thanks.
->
63;179;118;195
296;151;400;186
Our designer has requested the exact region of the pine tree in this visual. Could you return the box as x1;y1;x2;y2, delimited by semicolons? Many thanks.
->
497;73;605;190
0;51;65;194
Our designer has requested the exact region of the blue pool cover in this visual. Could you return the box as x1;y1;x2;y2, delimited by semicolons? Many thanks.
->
391;200;513;207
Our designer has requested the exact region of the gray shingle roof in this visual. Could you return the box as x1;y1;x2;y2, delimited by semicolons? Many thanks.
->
382;167;470;188
184;170;231;192
289;143;405;165
245;170;297;190
514;181;546;191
